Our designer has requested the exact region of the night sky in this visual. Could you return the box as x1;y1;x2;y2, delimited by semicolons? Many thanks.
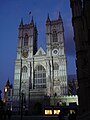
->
0;0;76;98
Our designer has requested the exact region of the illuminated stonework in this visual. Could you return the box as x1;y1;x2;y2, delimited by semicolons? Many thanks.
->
13;14;68;112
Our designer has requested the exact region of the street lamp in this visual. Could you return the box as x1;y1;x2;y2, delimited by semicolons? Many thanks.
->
19;57;22;114
5;87;7;92
54;92;57;106
21;91;24;120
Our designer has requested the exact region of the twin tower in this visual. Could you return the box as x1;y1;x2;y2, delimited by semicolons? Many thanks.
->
13;13;68;112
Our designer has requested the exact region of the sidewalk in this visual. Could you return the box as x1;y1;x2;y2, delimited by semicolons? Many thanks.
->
10;115;59;120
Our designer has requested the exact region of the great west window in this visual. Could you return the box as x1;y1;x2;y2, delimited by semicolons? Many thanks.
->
34;65;46;89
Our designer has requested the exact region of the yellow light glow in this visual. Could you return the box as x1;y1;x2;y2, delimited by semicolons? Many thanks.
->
70;110;75;114
5;88;7;92
54;110;60;115
45;110;52;115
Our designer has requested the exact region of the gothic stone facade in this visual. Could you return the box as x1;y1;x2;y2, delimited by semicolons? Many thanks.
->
13;14;68;112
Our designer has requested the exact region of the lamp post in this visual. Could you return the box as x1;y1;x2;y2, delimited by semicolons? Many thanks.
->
28;61;32;113
54;92;57;106
21;91;24;120
19;58;22;114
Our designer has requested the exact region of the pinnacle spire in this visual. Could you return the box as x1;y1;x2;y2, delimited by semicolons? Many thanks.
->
31;16;34;24
6;78;10;86
46;13;50;22
34;22;38;33
20;18;23;26
58;12;62;20
35;22;37;30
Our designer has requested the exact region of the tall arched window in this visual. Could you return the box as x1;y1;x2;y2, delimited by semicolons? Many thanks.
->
22;66;27;73
34;65;46;89
53;62;59;70
52;30;58;42
22;66;28;79
24;34;28;46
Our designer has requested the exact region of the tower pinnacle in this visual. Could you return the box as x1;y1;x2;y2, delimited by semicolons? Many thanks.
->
20;18;23;26
46;13;50;22
58;12;62;20
35;22;37;33
31;16;34;24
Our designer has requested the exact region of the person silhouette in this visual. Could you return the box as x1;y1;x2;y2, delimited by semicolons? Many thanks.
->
7;108;12;120
58;111;63;120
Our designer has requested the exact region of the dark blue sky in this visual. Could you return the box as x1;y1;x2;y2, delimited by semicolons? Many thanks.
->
0;0;76;97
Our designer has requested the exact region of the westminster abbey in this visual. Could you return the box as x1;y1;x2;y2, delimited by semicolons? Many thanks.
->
13;13;68;113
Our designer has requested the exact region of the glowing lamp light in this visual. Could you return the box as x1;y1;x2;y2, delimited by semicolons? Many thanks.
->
54;110;60;115
5;88;7;92
45;110;52;115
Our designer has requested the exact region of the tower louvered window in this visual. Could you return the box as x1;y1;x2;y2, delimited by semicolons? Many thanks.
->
52;30;58;42
24;34;28;46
